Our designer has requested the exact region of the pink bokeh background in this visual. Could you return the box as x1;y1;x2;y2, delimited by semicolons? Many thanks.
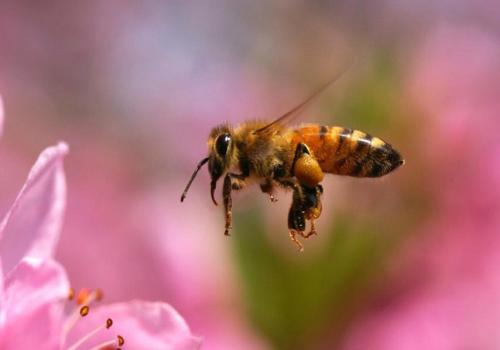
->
1;2;499;349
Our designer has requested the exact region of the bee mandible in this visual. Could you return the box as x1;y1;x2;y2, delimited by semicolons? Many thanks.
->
180;73;404;251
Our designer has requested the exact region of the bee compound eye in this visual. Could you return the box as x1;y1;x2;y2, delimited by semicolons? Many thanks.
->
215;133;231;156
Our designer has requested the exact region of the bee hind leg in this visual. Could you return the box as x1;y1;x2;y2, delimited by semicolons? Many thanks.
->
288;230;304;252
287;186;306;251
303;220;317;238
292;143;324;189
302;184;323;238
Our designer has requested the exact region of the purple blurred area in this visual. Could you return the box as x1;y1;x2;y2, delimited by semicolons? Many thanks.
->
1;1;499;349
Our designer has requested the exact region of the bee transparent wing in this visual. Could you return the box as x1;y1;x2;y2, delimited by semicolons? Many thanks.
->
255;68;349;134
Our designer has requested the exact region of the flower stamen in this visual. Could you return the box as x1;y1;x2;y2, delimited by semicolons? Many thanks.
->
63;287;103;337
89;335;125;350
76;288;103;305
80;305;90;317
66;318;114;350
62;287;121;350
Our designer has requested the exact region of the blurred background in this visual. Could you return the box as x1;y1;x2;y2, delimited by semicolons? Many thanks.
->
1;1;499;349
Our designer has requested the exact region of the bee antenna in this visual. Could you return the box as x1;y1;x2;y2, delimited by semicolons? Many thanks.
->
180;157;209;202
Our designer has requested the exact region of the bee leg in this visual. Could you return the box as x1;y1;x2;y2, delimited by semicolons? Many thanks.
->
222;174;233;236
304;185;323;217
260;179;278;202
292;143;324;189
230;173;246;191
288;230;304;252
222;173;246;236
304;220;317;238
299;184;323;238
287;186;306;251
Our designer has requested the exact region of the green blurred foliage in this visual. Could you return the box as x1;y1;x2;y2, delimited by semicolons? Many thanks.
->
233;209;397;350
326;51;403;133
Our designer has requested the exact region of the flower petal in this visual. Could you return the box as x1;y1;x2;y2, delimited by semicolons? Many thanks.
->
0;94;4;139
68;300;202;350
0;143;68;274
0;257;69;349
0;260;4;328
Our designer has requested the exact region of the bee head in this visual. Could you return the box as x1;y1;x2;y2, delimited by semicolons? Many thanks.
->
207;124;234;204
179;124;235;205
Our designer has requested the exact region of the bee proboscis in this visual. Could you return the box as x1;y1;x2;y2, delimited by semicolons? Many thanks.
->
181;74;404;251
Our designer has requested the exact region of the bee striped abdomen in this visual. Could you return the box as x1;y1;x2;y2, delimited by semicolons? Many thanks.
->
292;125;404;178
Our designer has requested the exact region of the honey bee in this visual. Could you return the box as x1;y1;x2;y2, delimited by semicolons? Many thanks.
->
180;75;404;251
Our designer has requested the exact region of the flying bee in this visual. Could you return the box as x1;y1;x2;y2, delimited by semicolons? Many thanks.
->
180;74;404;251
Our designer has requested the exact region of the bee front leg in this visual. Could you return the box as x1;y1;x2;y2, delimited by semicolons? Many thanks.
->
222;173;246;236
222;174;234;236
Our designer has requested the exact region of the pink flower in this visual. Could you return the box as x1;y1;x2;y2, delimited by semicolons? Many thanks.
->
1;258;69;349
0;143;68;273
0;101;201;349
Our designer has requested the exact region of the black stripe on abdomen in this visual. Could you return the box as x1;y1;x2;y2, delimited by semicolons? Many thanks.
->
336;128;353;155
320;125;329;140
355;133;373;152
